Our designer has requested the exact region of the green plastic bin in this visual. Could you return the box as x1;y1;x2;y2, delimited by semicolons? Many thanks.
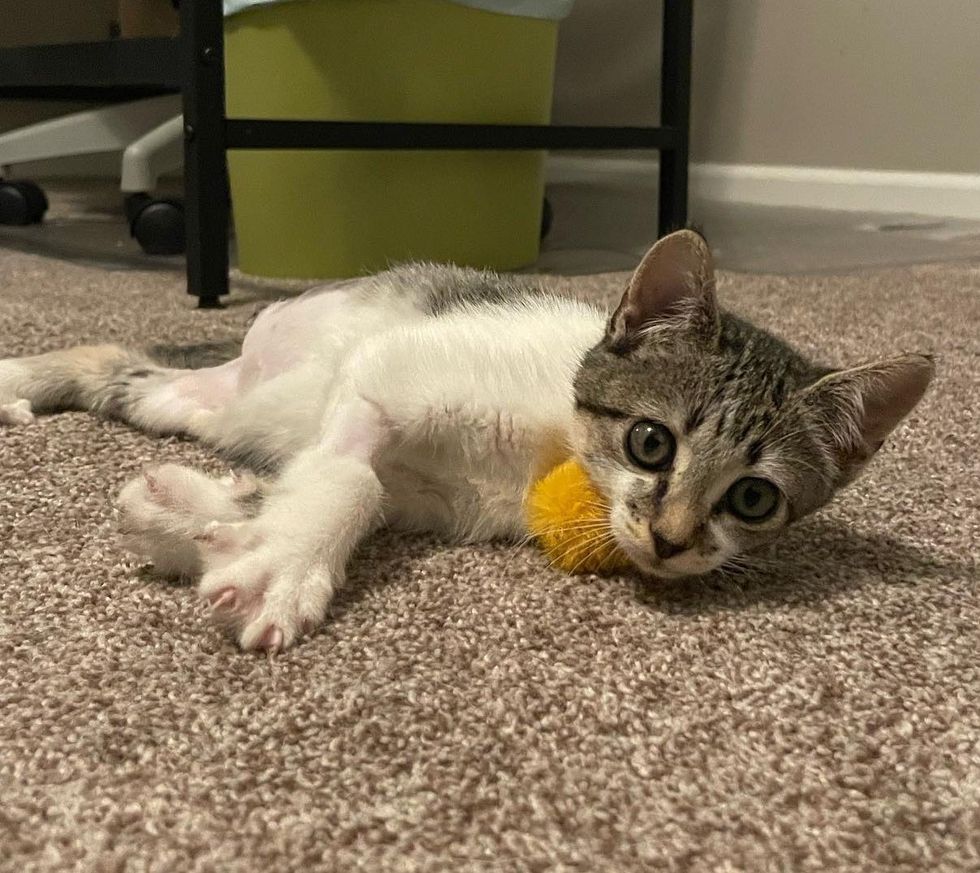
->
224;0;559;278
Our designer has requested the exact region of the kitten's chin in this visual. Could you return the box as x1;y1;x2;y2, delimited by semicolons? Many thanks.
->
615;533;731;579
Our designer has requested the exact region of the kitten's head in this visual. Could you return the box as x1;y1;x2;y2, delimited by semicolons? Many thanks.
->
572;230;934;578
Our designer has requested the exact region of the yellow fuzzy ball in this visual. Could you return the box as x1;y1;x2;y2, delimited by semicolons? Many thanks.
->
526;460;633;574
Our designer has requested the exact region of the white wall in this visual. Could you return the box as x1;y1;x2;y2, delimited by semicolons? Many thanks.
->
553;0;980;174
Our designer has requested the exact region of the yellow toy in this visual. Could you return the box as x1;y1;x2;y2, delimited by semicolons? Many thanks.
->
526;460;633;574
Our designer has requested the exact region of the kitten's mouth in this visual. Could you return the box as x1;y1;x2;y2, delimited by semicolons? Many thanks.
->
611;514;712;579
616;538;690;579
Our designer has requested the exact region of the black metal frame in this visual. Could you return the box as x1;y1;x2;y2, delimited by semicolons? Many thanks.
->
184;0;693;307
0;2;692;309
0;37;181;101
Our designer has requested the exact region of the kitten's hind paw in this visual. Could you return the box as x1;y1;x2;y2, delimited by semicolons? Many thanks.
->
0;398;34;426
116;464;250;579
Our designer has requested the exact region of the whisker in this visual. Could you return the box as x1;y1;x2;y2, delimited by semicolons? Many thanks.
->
531;520;618;539
526;516;619;537
548;534;606;569
567;533;621;575
504;519;619;569
721;551;777;576
548;527;618;571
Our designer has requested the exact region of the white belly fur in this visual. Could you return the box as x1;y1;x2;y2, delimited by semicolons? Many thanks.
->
357;301;604;541
207;285;605;541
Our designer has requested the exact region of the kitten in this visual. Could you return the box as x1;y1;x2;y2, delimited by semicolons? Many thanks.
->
0;230;933;650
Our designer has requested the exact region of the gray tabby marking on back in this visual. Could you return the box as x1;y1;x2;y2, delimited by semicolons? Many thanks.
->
369;263;547;314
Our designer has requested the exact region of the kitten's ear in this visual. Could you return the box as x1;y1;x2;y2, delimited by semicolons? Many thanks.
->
607;229;718;352
801;353;935;485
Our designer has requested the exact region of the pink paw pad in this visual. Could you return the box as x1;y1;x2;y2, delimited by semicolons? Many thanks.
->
143;471;165;499
141;469;182;510
256;625;284;653
208;587;238;609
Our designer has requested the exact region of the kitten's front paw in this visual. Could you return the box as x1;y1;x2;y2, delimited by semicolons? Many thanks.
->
198;540;332;652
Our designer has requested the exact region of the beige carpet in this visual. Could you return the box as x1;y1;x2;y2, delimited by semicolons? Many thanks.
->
1;248;979;872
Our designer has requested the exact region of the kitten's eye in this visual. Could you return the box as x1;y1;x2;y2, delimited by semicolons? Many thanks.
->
726;477;780;523
626;421;676;470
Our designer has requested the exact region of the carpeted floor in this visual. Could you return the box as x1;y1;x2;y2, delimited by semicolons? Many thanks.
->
1;247;979;872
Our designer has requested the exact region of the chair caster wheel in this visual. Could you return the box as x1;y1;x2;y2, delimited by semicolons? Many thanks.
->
0;179;48;225
126;193;186;255
540;195;553;241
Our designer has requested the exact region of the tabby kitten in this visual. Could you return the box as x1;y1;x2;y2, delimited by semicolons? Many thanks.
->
0;230;933;650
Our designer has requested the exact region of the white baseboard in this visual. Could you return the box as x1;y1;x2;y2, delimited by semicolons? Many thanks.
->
547;156;980;221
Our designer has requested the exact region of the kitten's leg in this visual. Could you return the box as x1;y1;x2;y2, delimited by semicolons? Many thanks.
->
197;397;386;651
0;345;141;426
117;464;261;579
0;343;244;437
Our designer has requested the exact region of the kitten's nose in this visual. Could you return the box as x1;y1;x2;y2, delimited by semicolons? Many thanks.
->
652;532;686;560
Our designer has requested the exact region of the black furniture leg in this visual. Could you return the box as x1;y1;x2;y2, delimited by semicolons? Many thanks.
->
172;0;692;302
181;0;229;308
658;0;693;237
